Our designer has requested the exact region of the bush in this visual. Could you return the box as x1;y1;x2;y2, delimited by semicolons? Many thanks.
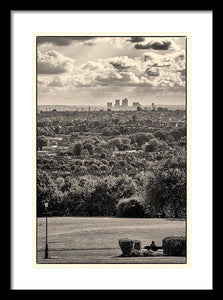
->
117;197;145;218
130;249;141;257
162;236;186;256
119;238;134;256
143;250;154;257
134;240;141;250
152;251;163;257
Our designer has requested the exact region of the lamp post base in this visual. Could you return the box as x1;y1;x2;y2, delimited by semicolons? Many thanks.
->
44;244;49;259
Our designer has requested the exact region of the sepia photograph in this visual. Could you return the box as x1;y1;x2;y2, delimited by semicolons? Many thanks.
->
36;34;187;264
11;10;213;290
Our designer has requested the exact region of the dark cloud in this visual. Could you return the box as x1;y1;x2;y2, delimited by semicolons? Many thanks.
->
37;36;95;46
135;41;171;50
127;37;145;43
145;68;160;77
84;41;96;46
110;62;130;70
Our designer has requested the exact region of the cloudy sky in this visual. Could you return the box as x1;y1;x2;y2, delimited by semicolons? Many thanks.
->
37;36;186;106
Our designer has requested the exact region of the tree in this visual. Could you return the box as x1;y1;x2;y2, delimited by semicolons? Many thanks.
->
112;129;119;136
132;115;137;123
84;178;117;216
65;183;85;216
117;196;145;217
73;142;83;156
114;175;137;199
122;144;130;150
100;152;107;159
133;133;148;148
37;170;60;216
170;127;186;142
95;146;105;154
154;130;167;141
102;128;111;136
89;163;100;175
109;138;122;151
118;160;125;168
122;137;130;145
55;127;60;134
61;176;72;192
109;160;117;167
37;136;48;150
100;164;108;173
80;149;90;158
84;143;94;155
145;138;159;152
145;166;186;218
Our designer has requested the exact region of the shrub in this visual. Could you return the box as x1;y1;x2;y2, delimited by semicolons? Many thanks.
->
162;236;186;256
117;197;145;218
119;238;134;256
152;251;163;257
130;249;141;257
143;250;154;257
134;240;141;250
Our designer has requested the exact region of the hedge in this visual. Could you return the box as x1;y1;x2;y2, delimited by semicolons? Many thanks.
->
119;238;142;256
143;250;154;257
134;240;141;250
119;238;134;256
162;236;186;256
130;249;141;257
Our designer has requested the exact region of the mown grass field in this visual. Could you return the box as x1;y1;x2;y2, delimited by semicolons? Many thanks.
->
36;217;186;264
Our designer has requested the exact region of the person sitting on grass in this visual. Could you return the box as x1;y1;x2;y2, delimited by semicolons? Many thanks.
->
150;241;158;251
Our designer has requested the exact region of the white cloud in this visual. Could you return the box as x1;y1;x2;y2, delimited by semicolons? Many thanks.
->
37;50;75;74
38;45;186;93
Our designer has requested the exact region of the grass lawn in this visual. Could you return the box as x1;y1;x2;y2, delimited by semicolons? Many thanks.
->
36;217;186;264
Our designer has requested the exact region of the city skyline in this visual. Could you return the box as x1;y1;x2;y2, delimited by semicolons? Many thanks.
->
37;36;186;106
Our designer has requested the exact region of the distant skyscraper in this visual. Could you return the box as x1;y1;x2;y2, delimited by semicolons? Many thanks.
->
122;98;128;107
152;103;156;110
107;102;112;108
115;99;120;107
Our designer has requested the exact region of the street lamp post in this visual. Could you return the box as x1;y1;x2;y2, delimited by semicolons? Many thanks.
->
44;200;49;259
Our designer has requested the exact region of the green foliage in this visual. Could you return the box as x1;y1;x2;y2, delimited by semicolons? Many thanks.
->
162;236;186;256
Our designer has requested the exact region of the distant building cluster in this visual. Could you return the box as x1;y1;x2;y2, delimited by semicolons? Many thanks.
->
107;98;142;110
